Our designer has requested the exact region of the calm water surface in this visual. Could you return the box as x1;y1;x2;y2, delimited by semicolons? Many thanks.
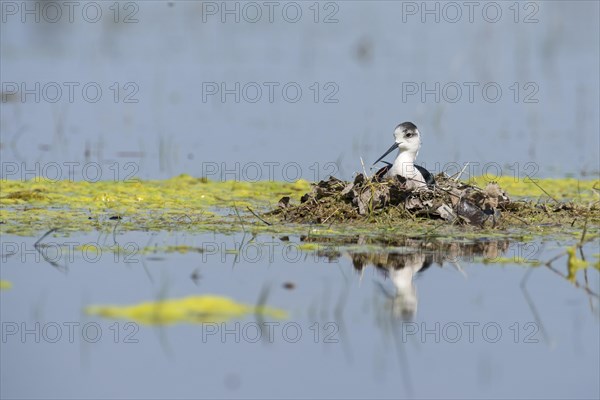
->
1;232;599;399
1;1;599;179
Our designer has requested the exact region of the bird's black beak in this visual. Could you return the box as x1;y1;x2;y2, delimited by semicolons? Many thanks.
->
373;142;399;165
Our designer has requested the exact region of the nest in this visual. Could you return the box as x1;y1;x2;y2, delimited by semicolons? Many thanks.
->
272;173;513;227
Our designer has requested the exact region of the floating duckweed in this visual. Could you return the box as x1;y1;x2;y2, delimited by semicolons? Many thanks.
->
469;176;599;201
0;175;311;236
85;295;288;325
297;243;321;251
74;244;102;254
566;246;591;282
0;175;598;239
0;281;12;290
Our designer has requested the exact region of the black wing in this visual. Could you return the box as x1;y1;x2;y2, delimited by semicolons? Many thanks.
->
373;162;391;182
373;162;434;187
415;164;435;187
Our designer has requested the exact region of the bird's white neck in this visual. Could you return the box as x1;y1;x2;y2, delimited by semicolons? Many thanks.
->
395;149;418;164
389;149;423;182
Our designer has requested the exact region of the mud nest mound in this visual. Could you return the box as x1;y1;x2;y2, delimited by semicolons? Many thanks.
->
270;173;576;227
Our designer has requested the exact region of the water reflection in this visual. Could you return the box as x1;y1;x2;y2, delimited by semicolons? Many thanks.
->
1;230;598;399
360;251;431;320
307;236;510;320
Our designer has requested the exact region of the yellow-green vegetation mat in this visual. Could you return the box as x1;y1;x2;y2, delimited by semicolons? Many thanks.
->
1;174;598;238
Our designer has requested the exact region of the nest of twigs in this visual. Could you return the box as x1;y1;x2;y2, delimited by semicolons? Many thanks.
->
271;173;518;227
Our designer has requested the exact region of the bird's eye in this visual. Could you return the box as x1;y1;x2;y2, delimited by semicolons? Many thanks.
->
405;132;414;138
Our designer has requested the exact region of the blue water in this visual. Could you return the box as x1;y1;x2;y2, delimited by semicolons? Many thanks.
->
1;1;599;181
1;232;599;399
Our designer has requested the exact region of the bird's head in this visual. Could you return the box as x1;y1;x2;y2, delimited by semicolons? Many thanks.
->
393;122;421;155
373;121;422;165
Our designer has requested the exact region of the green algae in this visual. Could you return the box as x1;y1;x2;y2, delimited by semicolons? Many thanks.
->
565;246;597;282
0;175;310;236
85;294;288;325
0;174;310;210
0;280;12;290
469;175;599;201
1;175;598;240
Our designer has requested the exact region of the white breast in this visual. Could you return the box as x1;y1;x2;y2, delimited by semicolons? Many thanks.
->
386;160;426;188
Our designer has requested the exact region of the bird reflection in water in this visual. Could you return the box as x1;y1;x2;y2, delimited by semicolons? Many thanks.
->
348;238;510;320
